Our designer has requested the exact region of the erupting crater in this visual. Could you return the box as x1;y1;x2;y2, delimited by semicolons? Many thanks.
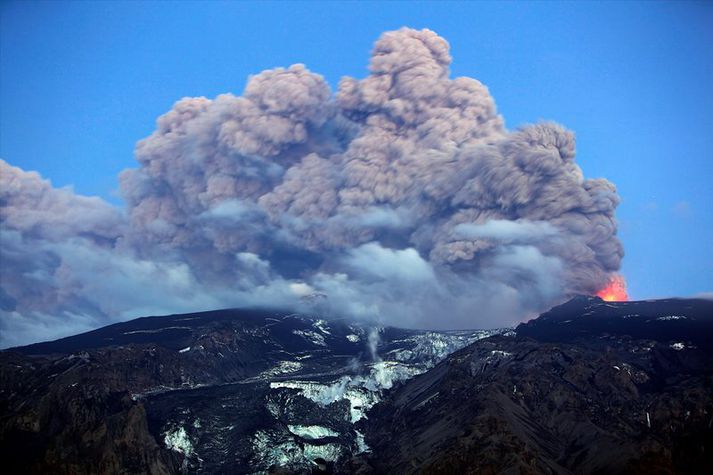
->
596;275;628;302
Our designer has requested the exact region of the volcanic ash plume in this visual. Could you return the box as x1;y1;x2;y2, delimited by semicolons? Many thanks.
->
0;28;623;347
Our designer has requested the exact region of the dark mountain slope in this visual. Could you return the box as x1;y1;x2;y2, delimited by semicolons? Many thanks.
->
519;295;713;351
0;308;494;474
359;296;713;474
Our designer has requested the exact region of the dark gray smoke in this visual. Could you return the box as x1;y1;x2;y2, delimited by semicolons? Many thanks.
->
0;28;623;347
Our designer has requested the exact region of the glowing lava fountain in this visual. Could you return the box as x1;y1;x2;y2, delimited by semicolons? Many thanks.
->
596;275;628;302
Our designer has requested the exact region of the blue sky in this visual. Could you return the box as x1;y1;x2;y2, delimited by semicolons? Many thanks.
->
1;0;712;300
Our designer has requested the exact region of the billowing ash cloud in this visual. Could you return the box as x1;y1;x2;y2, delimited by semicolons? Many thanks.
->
0;28;623;347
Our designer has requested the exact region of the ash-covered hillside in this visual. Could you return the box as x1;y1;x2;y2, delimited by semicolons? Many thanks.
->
0;308;498;474
359;296;713;474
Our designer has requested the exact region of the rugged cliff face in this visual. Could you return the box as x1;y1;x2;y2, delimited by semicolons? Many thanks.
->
359;296;713;474
0;308;496;473
0;350;179;474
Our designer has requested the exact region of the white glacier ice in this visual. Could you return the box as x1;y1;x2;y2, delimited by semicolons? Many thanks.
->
355;430;370;454
164;426;194;457
287;424;339;440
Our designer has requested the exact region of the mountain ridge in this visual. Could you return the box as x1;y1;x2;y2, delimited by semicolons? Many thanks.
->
2;296;711;473
0;307;498;473
358;296;713;474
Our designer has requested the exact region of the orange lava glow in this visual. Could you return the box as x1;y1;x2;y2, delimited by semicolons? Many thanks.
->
596;275;629;302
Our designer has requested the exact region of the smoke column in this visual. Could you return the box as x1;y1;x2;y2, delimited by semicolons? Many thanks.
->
0;28;623;347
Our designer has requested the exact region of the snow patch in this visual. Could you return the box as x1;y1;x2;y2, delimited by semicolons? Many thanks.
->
179;346;191;353
252;430;303;468
345;386;381;423
303;443;343;463
313;319;331;334
123;326;191;335
252;429;344;470
271;361;422;423
287;424;339;440
413;391;440;410
355;430;370;454
292;329;327;347
259;361;304;378
67;351;90;362
387;330;500;366
164;426;194;457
